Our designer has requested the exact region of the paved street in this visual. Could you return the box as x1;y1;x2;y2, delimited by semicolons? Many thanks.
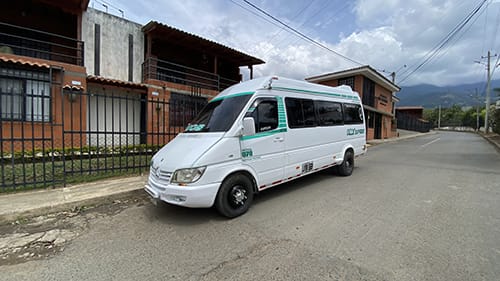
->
1;131;499;281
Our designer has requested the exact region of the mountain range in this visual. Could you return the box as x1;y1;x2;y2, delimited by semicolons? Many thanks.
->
396;79;500;108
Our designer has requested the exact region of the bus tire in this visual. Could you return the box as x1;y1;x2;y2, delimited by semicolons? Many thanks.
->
337;150;354;176
215;174;254;218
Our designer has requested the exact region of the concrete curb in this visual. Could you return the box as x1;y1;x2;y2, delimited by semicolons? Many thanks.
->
367;131;437;146
478;133;500;153
0;176;147;224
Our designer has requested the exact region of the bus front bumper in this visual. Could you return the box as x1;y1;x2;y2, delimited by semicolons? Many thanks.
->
144;177;220;208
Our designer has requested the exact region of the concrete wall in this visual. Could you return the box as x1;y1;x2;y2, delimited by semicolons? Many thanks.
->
82;8;144;83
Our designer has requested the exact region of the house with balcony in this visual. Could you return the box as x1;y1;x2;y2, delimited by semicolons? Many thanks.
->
0;0;89;152
306;66;400;140
140;21;264;145
81;9;264;147
0;1;264;189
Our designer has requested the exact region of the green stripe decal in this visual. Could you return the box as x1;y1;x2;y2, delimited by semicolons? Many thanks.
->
276;96;287;129
272;86;359;101
210;91;254;102
241;128;287;140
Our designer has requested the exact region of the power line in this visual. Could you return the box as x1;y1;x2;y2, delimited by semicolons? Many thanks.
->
399;0;487;80
242;0;365;66
262;0;320;52
398;0;489;84
490;2;500;52
228;0;284;30
432;1;489;67
267;1;351;56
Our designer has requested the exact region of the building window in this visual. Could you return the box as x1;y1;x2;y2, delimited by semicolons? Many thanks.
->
368;111;375;128
338;76;355;89
169;92;207;127
362;78;375;107
0;66;51;122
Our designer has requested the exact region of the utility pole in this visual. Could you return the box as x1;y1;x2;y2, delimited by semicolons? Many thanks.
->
474;88;480;131
438;105;441;129
485;51;491;133
479;51;498;133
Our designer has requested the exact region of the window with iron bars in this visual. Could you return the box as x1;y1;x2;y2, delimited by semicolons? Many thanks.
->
0;66;51;122
169;92;207;127
338;76;355;89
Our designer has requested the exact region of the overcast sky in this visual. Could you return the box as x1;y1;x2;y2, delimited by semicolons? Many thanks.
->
91;0;500;87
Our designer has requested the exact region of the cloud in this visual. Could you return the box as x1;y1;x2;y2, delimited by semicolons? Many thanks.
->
112;0;499;87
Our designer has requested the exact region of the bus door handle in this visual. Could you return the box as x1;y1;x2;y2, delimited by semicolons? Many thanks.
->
273;137;284;143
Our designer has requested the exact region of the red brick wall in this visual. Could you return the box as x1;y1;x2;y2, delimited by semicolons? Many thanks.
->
1;55;87;152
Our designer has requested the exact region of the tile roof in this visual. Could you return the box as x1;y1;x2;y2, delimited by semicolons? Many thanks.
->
87;75;147;89
142;21;264;66
63;85;85;91
0;55;50;68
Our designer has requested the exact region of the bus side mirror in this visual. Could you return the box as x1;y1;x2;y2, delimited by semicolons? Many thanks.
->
242;117;256;136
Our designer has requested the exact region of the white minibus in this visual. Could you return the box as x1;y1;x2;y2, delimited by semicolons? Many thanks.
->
145;76;366;217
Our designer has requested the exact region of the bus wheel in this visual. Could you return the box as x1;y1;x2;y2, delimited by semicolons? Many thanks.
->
336;150;354;176
215;174;254;218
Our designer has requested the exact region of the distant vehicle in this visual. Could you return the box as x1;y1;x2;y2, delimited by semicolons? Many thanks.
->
145;76;367;218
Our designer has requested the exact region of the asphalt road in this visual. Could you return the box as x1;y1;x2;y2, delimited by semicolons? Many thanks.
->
1;131;500;281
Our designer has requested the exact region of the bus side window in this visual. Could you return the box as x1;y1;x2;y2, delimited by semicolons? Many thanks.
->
246;99;278;133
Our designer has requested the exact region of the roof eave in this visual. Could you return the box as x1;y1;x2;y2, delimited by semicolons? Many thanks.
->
142;21;264;66
306;66;401;93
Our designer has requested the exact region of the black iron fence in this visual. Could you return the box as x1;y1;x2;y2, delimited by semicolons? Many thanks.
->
0;22;84;66
396;113;432;133
0;84;207;192
142;57;239;91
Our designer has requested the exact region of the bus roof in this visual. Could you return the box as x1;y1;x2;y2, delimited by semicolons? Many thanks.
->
214;76;359;101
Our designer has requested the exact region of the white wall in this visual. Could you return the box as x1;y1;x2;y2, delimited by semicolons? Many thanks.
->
87;85;142;147
82;8;144;83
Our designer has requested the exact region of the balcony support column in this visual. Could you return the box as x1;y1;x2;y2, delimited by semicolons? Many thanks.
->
213;56;218;75
248;65;253;80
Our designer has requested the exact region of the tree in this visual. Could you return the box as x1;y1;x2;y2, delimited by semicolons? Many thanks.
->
492;88;500;133
462;107;483;130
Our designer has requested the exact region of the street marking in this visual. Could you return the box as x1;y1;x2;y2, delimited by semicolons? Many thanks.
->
421;138;440;148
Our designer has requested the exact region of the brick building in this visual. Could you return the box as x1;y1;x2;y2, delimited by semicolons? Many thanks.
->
0;0;88;151
0;1;264;152
306;66;400;140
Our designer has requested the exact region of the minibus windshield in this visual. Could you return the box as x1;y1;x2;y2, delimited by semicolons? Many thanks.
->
185;94;252;133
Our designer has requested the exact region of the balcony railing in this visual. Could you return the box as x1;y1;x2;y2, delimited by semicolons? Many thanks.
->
142;57;239;91
0;22;84;66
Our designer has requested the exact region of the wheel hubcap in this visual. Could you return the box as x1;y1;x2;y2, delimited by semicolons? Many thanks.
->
230;185;247;207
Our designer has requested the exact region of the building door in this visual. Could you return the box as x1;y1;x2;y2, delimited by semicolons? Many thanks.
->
374;113;382;139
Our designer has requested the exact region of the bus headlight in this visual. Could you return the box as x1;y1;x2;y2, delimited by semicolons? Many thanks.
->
171;167;206;184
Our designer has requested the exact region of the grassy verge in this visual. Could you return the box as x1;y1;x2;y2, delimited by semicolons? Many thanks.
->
0;154;153;193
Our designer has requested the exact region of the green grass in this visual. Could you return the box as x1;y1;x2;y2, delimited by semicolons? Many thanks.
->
0;154;153;193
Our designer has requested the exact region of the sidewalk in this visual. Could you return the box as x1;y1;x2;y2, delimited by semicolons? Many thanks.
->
479;132;500;152
0;175;147;223
367;130;436;145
